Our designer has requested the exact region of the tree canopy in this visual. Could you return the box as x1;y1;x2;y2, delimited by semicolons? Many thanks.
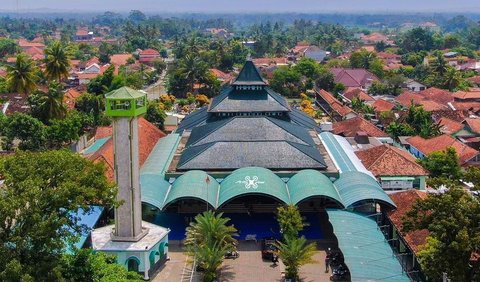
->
0;150;117;281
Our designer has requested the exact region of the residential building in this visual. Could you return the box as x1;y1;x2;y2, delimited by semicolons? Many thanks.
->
330;68;379;90
315;89;357;121
139;48;160;64
332;116;389;138
403;79;426;92
405;134;480;166
356;145;428;190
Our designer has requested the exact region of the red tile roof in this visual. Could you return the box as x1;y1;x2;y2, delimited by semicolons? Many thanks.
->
468;76;480;85
406;134;479;164
395;91;447;111
88;117;166;181
372;99;395;112
438;117;464;135
333;116;388;137
343;88;375;102
64;88;82;110
451;102;480;111
387;190;429;254
453;90;480;100
110;54;133;66
209;68;232;82
317;89;354;118
330;68;379;88
360;32;389;43
18;39;45;49
419;87;453;104
464;118;480;134
140;48;160;56
252;57;288;66
356;144;428;176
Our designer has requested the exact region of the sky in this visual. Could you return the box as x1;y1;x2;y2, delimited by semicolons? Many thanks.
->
3;0;480;13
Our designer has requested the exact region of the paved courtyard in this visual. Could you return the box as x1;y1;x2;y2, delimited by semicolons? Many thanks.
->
151;240;333;282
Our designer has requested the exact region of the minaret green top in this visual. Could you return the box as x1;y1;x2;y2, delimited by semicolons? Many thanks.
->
105;86;147;117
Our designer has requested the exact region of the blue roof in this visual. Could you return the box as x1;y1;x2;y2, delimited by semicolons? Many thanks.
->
334;171;396;208
84;137;110;155
66;206;104;253
327;210;410;282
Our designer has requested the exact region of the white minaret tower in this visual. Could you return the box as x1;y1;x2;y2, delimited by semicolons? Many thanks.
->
105;87;148;241
92;87;170;280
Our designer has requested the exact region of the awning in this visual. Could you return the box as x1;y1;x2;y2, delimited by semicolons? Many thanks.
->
327;210;410;282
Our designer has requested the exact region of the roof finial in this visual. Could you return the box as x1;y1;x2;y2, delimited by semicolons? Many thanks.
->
246;53;252;61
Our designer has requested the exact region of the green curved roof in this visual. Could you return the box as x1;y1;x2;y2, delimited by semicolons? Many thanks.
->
287;170;344;207
334;171;396;208
217;167;289;207
141;175;170;210
164;170;219;208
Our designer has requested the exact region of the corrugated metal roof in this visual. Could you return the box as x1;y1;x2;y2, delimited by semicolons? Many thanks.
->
287;170;343;207
334;171;396;208
164;170;218;209
217;167;289;207
327;210;410;282
319;132;374;178
105;86;145;99
141;134;180;209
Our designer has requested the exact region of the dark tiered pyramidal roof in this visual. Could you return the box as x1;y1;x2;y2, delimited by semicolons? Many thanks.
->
174;59;326;171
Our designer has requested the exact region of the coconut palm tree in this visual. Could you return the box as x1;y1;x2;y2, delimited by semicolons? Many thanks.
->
275;236;317;281
44;41;71;82
443;67;462;91
6;53;39;95
37;81;67;121
176;54;209;94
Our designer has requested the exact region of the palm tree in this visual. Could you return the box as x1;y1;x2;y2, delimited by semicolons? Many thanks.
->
185;211;237;282
185;211;237;251
443;67;462;91
196;242;229;282
37;81;67;121
430;52;448;77
177;54;209;94
6;53;39;95
275;236;317;281
44;41;71;82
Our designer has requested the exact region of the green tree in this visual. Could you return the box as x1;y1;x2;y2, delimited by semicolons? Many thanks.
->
44;41;71;82
75;93;105;126
275;236;317;280
45;111;85;149
270;66;303;97
2;113;46;150
0;150;117;281
403;187;480;281
277;205;304;239
145;100;166;129
6;53;39;95
399;27;434;52
0;38;18;57
61;249;143;282
419;147;462;180
37;81;67;121
386;121;415;140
